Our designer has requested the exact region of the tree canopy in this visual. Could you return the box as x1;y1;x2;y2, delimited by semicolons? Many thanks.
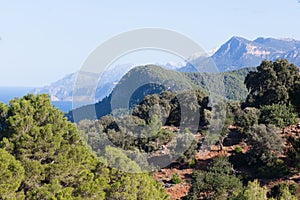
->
244;59;300;110
0;94;168;199
0;148;25;200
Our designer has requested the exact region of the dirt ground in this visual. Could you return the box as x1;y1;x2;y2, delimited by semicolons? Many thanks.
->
153;124;300;200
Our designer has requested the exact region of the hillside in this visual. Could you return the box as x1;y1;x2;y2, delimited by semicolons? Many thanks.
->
71;59;300;199
1;59;300;200
67;65;255;122
153;124;300;200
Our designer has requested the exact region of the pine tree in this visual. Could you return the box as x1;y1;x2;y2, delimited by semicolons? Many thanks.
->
243;179;268;200
0;94;168;199
0;148;25;200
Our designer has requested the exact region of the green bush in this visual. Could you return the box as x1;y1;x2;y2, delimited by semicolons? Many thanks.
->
187;157;243;200
236;107;260;133
259;104;298;128
270;182;298;200
243;179;268;200
235;145;243;154
246;124;284;166
171;173;182;184
257;159;289;179
188;159;196;168
287;136;300;171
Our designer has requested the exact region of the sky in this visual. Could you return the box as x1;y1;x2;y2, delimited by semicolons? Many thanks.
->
0;0;300;87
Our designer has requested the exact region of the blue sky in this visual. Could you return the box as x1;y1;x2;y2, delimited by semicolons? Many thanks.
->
0;0;300;86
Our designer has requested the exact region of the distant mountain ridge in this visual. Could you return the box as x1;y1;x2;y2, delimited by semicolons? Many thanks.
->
211;36;300;71
34;36;300;102
179;36;300;72
33;72;77;101
32;64;135;102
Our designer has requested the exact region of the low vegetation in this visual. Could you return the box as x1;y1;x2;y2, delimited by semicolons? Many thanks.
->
1;59;300;199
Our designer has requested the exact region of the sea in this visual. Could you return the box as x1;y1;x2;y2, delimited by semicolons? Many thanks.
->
0;87;72;113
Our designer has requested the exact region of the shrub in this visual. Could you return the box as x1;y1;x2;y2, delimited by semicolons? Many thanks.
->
287;136;300;171
235;145;243;154
188;159;196;168
270;182;298;200
246;124;284;166
257;159;289;179
243;179;268;200
171;173;182;184
259;104;298;128
236;107;260;133
187;157;242;200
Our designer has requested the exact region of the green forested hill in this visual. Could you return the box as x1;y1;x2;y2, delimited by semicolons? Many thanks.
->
184;67;256;100
67;65;255;122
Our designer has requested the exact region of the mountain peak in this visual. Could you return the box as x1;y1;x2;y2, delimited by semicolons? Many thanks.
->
212;36;249;60
212;36;300;71
227;36;251;45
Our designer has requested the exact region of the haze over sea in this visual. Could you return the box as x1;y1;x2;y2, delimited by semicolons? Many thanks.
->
0;87;72;113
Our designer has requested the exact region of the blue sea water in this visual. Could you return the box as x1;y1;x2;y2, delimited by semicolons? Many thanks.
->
0;87;72;113
52;101;72;113
0;87;34;103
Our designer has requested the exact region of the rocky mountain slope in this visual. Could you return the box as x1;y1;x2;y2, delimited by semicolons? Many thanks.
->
180;36;300;72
